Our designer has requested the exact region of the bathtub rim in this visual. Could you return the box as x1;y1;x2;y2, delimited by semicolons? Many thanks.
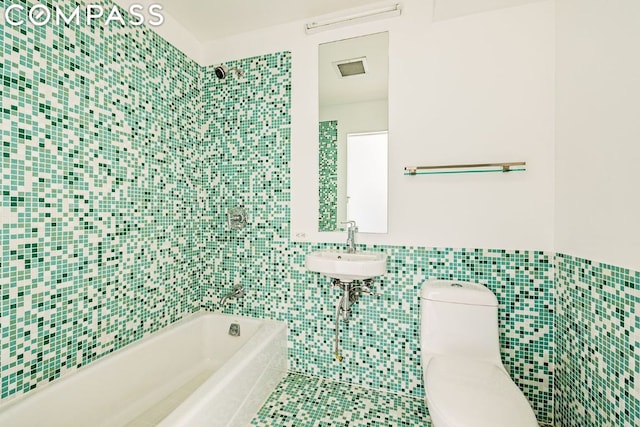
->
0;310;286;415
157;311;288;426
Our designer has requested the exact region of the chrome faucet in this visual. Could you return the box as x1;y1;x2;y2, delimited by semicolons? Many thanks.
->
341;221;358;253
220;284;246;307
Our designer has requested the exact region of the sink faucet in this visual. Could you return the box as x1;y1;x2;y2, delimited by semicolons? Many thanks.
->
341;221;358;253
220;284;246;307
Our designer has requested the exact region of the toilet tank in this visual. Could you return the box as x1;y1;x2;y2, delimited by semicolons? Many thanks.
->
420;279;502;366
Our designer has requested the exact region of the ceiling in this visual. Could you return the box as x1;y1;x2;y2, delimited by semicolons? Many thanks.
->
160;0;387;43
433;0;547;21
157;0;547;43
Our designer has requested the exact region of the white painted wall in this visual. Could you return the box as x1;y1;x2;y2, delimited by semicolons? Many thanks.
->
555;0;640;270
433;0;549;22
151;0;555;251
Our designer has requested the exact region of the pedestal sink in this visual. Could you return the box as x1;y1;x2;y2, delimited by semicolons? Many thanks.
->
305;250;387;282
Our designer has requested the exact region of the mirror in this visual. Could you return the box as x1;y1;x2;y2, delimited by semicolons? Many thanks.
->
318;32;389;234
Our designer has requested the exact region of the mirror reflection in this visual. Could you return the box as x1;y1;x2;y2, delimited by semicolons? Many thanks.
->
318;32;389;233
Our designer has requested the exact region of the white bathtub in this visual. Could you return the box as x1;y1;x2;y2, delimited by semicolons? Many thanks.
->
0;312;287;427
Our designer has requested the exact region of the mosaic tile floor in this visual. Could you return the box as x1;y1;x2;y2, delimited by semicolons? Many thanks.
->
250;373;431;426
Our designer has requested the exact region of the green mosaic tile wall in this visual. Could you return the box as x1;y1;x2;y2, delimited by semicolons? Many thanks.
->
318;120;337;232
1;0;201;399
555;253;640;427
199;51;292;310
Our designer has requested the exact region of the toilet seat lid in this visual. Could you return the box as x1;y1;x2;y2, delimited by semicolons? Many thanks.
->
425;357;538;427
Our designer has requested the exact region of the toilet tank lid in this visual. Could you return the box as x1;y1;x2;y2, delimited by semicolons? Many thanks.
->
420;279;498;306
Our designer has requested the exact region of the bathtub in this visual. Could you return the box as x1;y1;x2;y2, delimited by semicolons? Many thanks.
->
0;312;287;427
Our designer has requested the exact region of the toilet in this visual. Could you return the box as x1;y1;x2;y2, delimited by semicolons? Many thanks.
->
419;279;538;427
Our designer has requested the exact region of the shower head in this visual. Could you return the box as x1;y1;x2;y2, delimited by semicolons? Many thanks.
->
214;64;244;80
214;64;228;79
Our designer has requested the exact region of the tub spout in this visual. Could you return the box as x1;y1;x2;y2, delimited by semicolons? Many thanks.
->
220;284;246;308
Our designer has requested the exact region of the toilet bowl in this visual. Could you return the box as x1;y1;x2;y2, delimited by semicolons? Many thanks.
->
419;279;538;427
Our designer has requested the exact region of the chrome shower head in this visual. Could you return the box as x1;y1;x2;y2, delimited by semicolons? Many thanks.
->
214;64;244;80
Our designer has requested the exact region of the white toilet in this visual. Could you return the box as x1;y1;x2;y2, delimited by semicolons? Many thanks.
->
419;279;539;427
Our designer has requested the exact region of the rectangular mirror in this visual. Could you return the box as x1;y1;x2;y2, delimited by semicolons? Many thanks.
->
318;32;389;233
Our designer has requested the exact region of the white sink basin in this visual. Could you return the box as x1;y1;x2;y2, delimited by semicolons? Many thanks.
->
305;250;387;281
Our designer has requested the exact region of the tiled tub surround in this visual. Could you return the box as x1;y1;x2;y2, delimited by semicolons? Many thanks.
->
1;0;201;399
555;254;640;427
198;51;292;316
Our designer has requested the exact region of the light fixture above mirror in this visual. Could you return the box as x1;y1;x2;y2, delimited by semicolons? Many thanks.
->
305;4;400;34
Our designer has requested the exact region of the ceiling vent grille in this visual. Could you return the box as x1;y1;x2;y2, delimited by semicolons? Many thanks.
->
334;57;368;77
